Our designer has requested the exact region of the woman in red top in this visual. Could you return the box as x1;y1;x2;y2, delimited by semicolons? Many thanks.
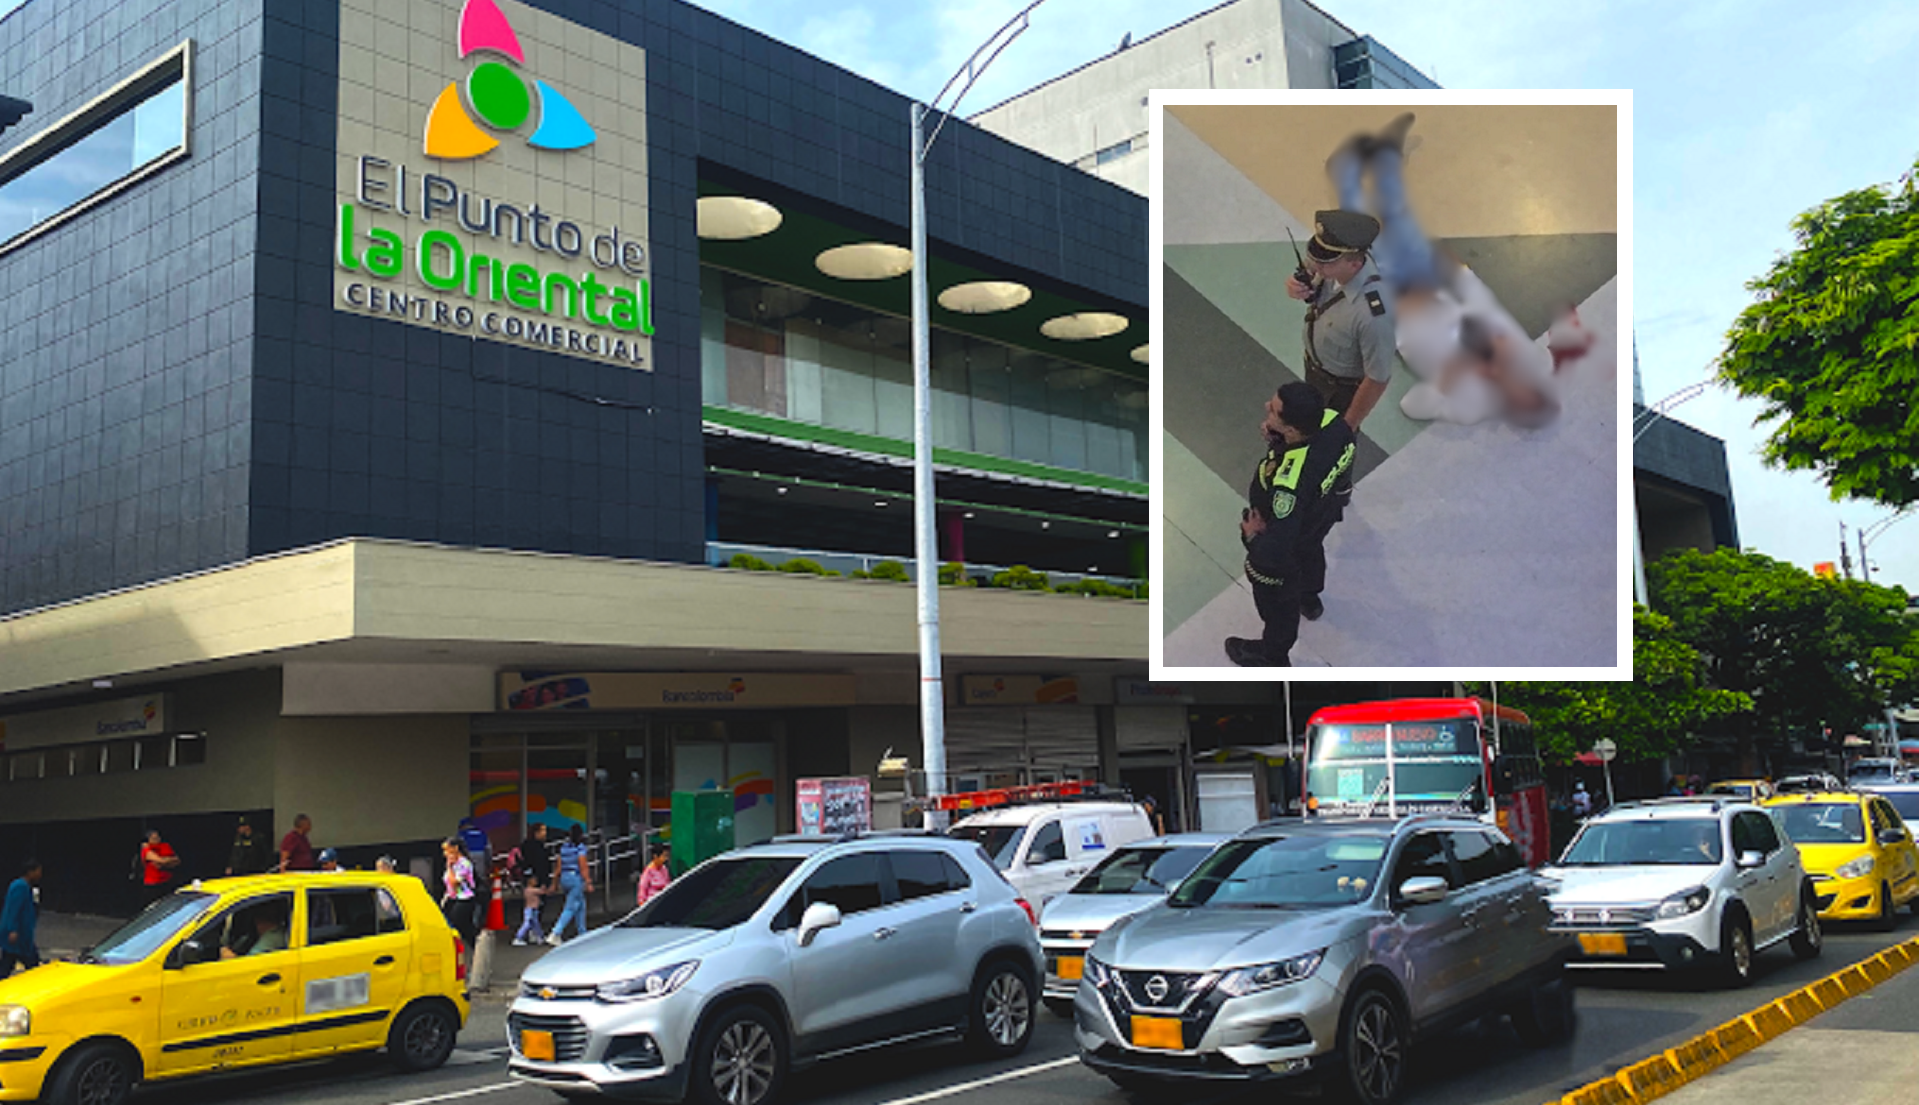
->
141;830;180;905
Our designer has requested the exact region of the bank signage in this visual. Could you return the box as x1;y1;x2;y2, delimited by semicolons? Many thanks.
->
333;0;653;369
1;694;173;750
1113;680;1196;705
499;672;859;711
960;676;1081;705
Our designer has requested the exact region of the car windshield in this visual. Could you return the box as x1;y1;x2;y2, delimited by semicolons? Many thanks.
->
1709;784;1755;799
619;856;802;930
948;823;1025;870
1070;845;1211;895
1305;719;1483;811
1853;764;1896;781
1776;803;1866;845
85;892;218;965
1167;833;1388;909
1879;792;1919;823
1560;819;1723;866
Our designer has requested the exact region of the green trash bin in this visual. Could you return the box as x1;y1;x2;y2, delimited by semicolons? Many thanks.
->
670;789;736;876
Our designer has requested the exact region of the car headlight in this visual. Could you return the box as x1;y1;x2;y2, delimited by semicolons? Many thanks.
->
0;1005;28;1037
1083;955;1113;988
1218;951;1324;998
594;960;698;1004
1836;855;1876;881
1656;887;1712;919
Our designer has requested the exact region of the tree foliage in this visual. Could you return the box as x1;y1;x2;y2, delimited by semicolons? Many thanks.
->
1649;548;1919;747
1470;608;1750;764
1716;157;1919;508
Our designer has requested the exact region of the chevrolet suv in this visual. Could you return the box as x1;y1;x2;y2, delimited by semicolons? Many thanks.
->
507;835;1041;1105
1543;797;1822;985
1074;816;1572;1105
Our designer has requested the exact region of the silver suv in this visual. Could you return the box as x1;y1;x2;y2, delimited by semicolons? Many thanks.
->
508;835;1042;1105
1074;816;1572;1105
1544;797;1821;985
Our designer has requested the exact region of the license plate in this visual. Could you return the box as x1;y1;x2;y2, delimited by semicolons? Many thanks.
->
1578;933;1628;957
1130;1015;1183;1050
521;1030;555;1061
1055;956;1083;981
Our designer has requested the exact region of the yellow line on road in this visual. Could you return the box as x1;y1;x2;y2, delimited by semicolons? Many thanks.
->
1547;936;1919;1105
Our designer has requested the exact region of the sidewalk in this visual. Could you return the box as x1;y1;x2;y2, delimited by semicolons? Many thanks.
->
22;901;631;1006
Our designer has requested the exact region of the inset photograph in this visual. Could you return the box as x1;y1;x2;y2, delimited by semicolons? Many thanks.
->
1154;95;1626;673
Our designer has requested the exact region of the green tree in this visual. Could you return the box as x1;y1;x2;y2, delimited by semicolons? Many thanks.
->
1650;548;1919;766
1716;157;1919;508
1472;607;1750;764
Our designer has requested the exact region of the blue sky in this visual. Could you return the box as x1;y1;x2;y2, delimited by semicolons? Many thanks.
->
697;0;1919;595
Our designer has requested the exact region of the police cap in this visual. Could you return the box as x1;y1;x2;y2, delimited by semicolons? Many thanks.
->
1306;209;1380;262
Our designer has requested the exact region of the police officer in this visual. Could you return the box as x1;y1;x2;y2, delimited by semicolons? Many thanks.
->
1227;381;1356;667
1286;209;1397;431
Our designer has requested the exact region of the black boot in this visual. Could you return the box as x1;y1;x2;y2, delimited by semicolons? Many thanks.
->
1226;637;1289;667
1301;594;1324;621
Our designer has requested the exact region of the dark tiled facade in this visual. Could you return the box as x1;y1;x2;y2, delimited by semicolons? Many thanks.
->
0;0;1147;616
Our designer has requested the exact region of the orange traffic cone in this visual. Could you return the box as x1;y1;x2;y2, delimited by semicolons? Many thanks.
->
485;868;507;931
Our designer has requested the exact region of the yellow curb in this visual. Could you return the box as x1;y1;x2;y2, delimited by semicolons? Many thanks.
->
1547;937;1919;1105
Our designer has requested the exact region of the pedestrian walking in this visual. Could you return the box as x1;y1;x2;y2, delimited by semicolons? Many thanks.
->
1571;781;1593;819
226;816;271;876
439;838;479;949
636;848;672;906
279;814;316;872
140;830;181;904
514;823;552;946
2;859;42;976
548;823;593;945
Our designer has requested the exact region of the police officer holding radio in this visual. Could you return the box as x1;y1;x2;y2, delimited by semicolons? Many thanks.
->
1227;382;1356;667
1286;209;1397;432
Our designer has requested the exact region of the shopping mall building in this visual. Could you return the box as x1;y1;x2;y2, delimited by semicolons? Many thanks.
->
0;0;1448;912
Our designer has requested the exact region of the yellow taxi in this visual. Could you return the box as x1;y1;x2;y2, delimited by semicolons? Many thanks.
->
0;872;469;1105
1764;791;1919;927
1707;778;1775;802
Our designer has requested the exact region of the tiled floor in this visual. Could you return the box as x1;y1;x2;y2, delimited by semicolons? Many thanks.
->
1159;105;1620;669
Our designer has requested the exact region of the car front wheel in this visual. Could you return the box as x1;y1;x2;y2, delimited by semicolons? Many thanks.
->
1718;911;1754;987
1337;989;1407;1105
691;1006;785;1105
43;1042;138;1105
1790;888;1823;960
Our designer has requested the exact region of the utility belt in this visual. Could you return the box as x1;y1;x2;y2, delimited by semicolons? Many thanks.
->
1305;362;1360;416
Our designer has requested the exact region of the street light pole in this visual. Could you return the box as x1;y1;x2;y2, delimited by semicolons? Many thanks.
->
1858;509;1913;584
910;1;1048;827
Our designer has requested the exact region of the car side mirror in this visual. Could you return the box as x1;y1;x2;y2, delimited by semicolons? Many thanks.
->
796;902;842;948
167;938;206;969
1883;828;1907;844
1735;850;1766;869
1397;876;1448;907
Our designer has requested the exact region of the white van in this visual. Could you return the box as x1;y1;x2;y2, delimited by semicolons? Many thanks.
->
948;801;1158;910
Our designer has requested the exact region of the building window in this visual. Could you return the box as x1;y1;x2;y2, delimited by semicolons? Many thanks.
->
136;735;173;770
1094;138;1133;166
0;41;191;253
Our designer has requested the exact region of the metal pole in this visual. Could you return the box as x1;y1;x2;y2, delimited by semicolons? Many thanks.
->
1602;757;1616;810
910;102;948;829
1633;498;1649;606
1385;722;1397;819
1859;528;1872;582
1283;682;1295;814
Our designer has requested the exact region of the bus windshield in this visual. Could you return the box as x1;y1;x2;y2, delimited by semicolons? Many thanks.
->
1306;719;1483;809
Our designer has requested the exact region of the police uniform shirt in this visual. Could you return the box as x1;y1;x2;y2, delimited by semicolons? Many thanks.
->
1307;256;1397;385
1244;410;1358;587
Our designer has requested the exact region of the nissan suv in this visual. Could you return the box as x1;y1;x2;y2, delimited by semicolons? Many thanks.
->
1074;816;1573;1105
507;835;1041;1105
1543;797;1822;985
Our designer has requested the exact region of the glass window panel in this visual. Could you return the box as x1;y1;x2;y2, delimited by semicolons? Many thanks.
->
137;735;171;769
0;74;185;246
1008;353;1052;464
968;349;1011;458
818;336;877;434
104;741;136;773
872;345;913;442
700;267;728;406
783;322;824;424
724;321;786;417
1046;367;1090;473
173;735;206;766
471;746;525;857
930;332;972;451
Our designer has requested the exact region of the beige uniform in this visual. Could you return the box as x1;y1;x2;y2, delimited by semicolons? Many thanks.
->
1304;256;1399;392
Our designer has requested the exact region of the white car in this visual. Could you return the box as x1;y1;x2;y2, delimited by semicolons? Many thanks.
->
1543;797;1822;985
948;801;1158;913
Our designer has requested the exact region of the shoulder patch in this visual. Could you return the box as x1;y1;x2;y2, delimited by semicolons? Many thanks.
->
1365;290;1386;317
1363;274;1381;286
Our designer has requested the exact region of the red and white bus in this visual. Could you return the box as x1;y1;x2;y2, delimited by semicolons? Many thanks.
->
1303;697;1551;866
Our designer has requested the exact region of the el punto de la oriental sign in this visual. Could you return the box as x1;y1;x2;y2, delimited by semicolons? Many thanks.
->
332;0;656;369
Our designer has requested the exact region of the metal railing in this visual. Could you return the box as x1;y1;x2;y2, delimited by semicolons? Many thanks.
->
706;541;1144;592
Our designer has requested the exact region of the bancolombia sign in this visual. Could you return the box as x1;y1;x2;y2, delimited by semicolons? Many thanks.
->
333;0;654;369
